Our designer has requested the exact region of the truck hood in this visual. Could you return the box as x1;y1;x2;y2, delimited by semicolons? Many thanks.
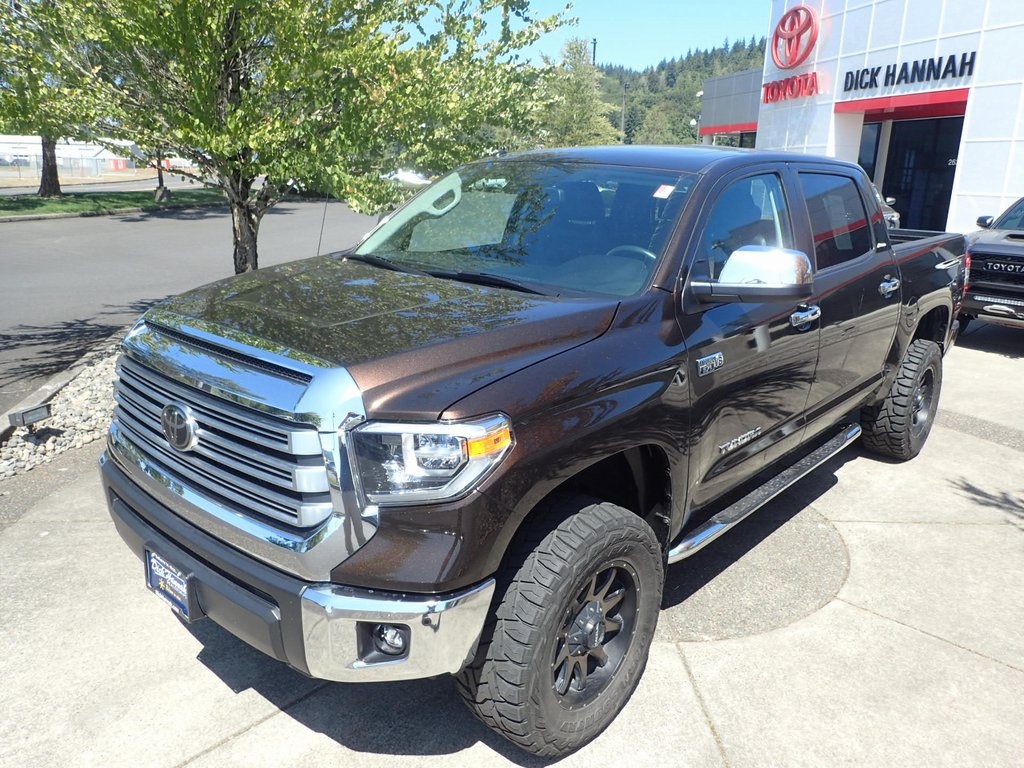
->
966;228;1024;256
149;256;619;420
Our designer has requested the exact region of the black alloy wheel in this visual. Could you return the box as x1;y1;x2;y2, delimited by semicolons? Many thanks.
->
552;562;638;704
455;497;663;757
861;338;943;460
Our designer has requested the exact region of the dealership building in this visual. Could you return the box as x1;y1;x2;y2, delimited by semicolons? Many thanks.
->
700;0;1024;233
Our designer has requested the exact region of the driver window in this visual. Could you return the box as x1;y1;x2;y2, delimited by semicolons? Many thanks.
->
698;173;794;281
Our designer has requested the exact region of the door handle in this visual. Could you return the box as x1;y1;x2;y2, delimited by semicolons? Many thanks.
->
879;276;901;297
790;304;821;328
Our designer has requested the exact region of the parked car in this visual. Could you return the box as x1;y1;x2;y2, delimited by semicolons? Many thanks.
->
958;196;1024;332
872;183;901;229
100;146;965;757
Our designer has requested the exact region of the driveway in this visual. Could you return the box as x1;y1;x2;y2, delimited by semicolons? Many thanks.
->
0;322;1021;767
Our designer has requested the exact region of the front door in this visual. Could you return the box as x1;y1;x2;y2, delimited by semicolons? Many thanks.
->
677;169;820;513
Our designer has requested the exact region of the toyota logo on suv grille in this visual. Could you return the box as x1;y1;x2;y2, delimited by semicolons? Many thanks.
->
160;403;199;452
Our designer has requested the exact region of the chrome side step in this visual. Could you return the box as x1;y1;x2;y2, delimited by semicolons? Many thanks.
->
667;424;862;564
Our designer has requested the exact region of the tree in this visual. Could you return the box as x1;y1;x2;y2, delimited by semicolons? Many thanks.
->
29;0;563;273
0;1;89;196
537;38;619;148
623;104;644;145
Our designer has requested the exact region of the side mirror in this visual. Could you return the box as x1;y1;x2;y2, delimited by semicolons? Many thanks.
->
691;246;814;303
884;196;896;206
976;215;994;229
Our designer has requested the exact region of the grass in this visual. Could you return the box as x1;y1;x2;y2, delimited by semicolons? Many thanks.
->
0;188;226;217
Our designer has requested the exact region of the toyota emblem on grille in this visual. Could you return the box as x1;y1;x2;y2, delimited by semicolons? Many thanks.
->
161;403;199;451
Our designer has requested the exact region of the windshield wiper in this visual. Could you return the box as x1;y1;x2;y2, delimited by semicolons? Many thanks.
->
424;270;556;296
343;253;429;276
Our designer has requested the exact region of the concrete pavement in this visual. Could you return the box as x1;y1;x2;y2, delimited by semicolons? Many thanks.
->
0;322;1021;767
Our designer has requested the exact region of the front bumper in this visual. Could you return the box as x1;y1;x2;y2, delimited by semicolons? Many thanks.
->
962;291;1024;329
101;450;494;682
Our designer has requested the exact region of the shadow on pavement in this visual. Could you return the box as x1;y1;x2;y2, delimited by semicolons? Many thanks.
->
954;322;1022;359
0;298;157;387
181;616;554;765
111;201;304;225
949;476;1024;530
111;206;229;224
662;447;857;609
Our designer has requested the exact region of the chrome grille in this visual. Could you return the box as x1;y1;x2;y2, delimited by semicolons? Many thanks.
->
114;355;332;528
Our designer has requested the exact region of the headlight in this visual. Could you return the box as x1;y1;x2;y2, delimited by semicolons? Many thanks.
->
349;414;513;505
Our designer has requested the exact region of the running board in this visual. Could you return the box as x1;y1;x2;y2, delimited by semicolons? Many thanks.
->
667;424;862;564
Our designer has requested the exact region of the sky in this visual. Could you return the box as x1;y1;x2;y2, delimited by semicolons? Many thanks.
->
522;0;773;70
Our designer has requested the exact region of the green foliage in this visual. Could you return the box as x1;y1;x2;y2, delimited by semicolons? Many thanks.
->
599;36;766;147
536;38;619;147
11;0;566;271
0;2;92;138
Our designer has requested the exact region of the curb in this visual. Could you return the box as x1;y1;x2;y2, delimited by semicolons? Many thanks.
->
0;327;129;446
0;201;227;224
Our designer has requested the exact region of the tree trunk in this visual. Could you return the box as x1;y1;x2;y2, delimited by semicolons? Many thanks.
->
230;199;260;273
38;136;62;197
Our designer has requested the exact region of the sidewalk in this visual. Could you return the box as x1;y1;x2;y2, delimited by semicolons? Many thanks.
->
0;327;1021;767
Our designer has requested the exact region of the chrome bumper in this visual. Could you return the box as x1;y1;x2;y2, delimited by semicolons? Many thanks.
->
102;449;494;683
301;579;494;682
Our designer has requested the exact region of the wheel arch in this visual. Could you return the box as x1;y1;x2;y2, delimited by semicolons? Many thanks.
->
912;303;952;353
498;444;674;574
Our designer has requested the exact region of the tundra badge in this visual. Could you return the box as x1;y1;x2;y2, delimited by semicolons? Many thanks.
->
696;352;725;377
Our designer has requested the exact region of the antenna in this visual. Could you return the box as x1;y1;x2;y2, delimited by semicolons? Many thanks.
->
316;194;329;257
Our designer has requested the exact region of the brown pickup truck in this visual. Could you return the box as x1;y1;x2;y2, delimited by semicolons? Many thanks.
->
101;146;966;756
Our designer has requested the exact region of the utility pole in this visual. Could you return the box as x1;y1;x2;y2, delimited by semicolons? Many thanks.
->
620;82;631;143
591;38;597;66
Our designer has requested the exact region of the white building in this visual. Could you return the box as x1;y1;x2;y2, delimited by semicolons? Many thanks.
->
0;135;140;167
700;0;1024;233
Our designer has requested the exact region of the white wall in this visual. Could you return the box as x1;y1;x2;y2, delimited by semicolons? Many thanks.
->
757;0;1024;233
950;0;1024;230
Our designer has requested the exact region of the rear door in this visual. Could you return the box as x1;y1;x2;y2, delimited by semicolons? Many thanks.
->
676;167;820;510
791;168;900;448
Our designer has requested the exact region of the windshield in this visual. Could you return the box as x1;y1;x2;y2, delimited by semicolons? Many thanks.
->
993;198;1024;230
355;159;698;297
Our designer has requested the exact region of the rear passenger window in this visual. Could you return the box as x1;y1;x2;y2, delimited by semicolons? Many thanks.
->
798;173;873;270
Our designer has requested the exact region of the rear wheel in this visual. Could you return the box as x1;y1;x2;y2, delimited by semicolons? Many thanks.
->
456;498;663;757
861;339;942;460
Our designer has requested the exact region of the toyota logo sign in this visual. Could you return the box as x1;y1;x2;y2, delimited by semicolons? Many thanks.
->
161;403;199;452
771;5;819;70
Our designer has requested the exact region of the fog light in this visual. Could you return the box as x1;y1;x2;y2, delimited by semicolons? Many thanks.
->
373;623;408;656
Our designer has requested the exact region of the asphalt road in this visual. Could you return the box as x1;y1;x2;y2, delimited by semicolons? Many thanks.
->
0;200;376;413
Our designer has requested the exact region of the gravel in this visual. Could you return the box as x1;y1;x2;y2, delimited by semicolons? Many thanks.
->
0;338;122;481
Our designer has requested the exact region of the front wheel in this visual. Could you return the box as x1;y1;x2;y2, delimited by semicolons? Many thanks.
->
456;498;664;757
861;339;943;460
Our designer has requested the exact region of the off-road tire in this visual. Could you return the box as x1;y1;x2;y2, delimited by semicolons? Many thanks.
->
861;339;942;460
455;497;664;757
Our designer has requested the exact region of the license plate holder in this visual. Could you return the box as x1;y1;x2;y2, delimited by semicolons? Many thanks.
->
145;549;199;622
